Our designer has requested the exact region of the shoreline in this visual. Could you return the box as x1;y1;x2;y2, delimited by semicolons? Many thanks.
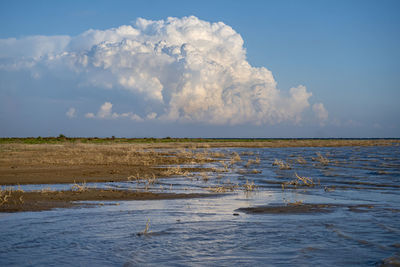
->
0;189;212;213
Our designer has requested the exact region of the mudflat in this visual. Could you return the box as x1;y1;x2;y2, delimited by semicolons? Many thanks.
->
1;139;397;185
1;139;398;212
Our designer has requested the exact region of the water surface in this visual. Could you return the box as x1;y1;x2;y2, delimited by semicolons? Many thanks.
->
1;145;399;266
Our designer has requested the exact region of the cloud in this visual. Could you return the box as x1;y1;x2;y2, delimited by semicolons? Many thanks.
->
97;102;115;118
85;102;143;121
66;107;76;118
0;16;322;125
0;35;70;59
146;112;157;120
312;103;328;124
85;112;95;119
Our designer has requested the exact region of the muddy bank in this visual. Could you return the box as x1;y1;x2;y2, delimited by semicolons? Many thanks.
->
0;165;211;185
236;204;336;214
236;203;376;214
0;189;211;213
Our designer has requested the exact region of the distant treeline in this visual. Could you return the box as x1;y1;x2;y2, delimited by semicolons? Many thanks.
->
0;135;397;144
0;136;270;144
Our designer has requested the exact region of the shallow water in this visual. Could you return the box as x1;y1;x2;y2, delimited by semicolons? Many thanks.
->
1;145;400;266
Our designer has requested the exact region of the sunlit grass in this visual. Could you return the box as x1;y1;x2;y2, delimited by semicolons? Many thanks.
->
0;186;24;207
138;219;151;236
0;188;12;206
230;152;241;165
245;157;261;168
273;159;291;170
207;184;238;193
243;180;257;191
295;156;307;164
312;152;329;165
71;180;88;192
281;173;315;190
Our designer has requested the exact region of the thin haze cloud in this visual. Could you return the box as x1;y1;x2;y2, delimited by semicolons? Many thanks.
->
66;107;76;118
312;103;328;125
0;16;326;125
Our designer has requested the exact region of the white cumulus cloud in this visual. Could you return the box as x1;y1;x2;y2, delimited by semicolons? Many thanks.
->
0;16;323;125
85;102;143;121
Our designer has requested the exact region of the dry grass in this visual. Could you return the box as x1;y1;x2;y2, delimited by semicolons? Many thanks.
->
229;152;241;165
210;151;227;158
200;172;209;182
273;159;291;170
211;167;229;173
71;180;88;192
0;187;24;207
294;173;315;186
138;219;151;236
312;152;329;165
207;179;257;193
245;157;261;168
206;178;240;193
0;188;12;206
287;200;303;206
281;173;315;190
219;161;229;172
0;143;215;168
295;156;307;164
243;180;257;191
0;143;221;185
127;173;141;182
207;183;238;193
163;166;189;176
147;173;157;185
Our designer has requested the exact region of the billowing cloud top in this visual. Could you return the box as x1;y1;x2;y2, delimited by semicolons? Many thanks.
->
0;16;325;125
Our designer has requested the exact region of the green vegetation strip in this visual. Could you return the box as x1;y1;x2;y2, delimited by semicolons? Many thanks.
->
1;136;397;145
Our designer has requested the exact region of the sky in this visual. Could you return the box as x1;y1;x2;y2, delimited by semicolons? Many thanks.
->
0;0;399;138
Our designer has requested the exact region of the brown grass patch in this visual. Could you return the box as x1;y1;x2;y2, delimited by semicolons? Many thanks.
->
0;143;216;185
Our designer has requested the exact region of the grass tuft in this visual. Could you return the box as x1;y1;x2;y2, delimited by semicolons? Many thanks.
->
312;152;329;165
273;159;291;170
230;152;241;165
243;180;257;191
71;180;88;192
281;173;315;190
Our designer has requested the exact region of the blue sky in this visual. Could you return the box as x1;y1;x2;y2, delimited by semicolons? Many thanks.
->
0;0;399;137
